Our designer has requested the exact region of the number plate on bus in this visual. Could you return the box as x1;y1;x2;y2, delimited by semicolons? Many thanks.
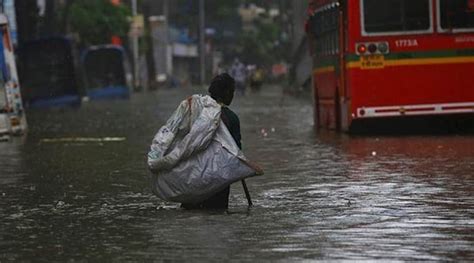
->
360;55;385;69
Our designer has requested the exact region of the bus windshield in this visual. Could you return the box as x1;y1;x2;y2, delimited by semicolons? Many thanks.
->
439;0;474;30
363;0;431;34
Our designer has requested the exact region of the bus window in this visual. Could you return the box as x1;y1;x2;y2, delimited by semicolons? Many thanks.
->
310;6;339;56
362;0;431;34
439;0;474;30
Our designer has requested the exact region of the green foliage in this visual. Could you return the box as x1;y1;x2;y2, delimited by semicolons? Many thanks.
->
238;31;271;64
238;20;285;65
67;0;131;46
242;0;273;9
207;0;240;22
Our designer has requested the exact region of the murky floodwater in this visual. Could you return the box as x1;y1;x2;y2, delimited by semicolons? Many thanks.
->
1;86;473;261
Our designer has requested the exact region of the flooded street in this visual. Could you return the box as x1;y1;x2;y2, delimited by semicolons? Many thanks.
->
1;86;473;261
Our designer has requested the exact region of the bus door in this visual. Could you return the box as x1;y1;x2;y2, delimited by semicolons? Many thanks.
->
439;0;474;101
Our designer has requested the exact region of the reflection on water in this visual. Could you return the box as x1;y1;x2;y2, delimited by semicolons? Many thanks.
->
0;87;473;261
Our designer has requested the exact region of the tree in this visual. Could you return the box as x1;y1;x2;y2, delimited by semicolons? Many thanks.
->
237;16;287;65
66;0;131;46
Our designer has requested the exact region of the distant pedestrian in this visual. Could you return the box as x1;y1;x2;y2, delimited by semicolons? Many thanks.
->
250;65;265;92
230;59;247;95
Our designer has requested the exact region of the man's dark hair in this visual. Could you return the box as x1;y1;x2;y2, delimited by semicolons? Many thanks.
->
208;73;235;102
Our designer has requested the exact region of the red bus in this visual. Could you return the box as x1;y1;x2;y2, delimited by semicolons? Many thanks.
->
306;0;474;132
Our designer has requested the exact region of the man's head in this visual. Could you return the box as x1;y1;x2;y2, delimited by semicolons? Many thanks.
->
208;73;235;106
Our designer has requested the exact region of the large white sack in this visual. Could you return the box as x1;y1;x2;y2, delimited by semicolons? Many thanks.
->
147;95;263;204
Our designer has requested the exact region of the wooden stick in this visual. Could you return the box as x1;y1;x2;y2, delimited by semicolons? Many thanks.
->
241;179;253;207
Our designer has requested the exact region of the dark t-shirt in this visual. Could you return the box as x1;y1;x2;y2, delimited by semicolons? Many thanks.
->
221;106;242;150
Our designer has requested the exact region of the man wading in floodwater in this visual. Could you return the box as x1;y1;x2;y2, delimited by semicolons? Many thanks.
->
148;72;259;209
181;73;242;210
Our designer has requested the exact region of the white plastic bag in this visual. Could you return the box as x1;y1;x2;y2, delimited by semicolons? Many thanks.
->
147;95;263;203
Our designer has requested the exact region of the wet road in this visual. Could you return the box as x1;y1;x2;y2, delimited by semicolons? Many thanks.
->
1;86;473;261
